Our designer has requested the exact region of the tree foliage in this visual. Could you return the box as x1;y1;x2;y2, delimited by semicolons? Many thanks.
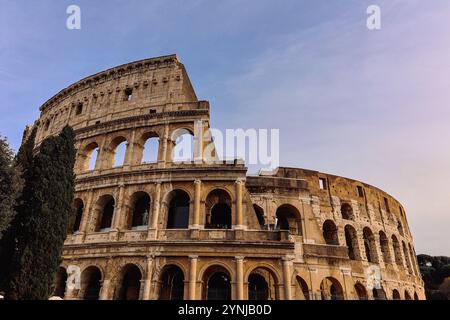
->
0;135;23;239
417;254;450;300
2;126;76;300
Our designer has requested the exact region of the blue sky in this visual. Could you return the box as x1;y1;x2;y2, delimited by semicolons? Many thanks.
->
1;0;449;255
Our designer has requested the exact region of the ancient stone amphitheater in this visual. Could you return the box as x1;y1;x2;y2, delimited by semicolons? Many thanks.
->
28;55;424;300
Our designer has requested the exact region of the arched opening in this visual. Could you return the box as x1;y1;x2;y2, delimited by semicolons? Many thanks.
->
81;266;102;300
129;192;151;229
354;283;368;300
68;198;84;234
404;290;412;300
275;204;302;235
53;267;67;299
320;277;344;300
253;204;265;229
248;274;269;300
141;133;159;164
363;227;378;263
159;265;185;300
203;266;231;300
294;276;310;300
248;268;278;300
344;225;359;260
397;220;404;237
323;220;339;245
403;241;413;274
409;243;419;275
392;235;403;266
205;189;232;229
392;289;401;300
414;292;419;300
341;203;354;220
111;137;128;168
166;190;190;229
379;231;392;264
116;264;142;300
372;288;385;300
95;195;115;232
79;142;99;172
172;129;195;163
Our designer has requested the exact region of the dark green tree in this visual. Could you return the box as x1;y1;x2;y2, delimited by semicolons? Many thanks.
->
0;127;36;292
0;135;23;239
3;126;76;300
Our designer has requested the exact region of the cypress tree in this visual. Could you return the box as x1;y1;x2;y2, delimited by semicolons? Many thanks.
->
0;135;23;239
0;127;36;292
4;126;76;300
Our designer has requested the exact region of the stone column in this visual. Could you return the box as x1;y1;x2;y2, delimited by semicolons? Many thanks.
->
373;233;385;268
143;256;154;300
112;183;125;230
234;178;245;230
124;130;137;167
282;257;293;300
188;255;198;300
99;279;112;300
148;182;162;239
190;179;202;229
235;256;245;300
79;189;94;236
194;120;204;164
160;122;170;164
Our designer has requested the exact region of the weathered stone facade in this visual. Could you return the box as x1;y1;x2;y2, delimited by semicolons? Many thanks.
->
29;55;424;300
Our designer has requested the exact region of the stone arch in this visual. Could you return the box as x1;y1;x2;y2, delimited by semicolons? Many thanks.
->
344;224;360;260
341;203;354;220
294;275;310;300
81;266;103;300
363;227;378;263
115;264;142;300
78;141;99;172
253;204;265;229
322;220;339;245
247;267;279;300
379;231;392;264
391;235;403;266
320;277;344;300
275;204;302;235
127;191;151;229
205;189;232;229
171;128;195;163
201;265;232;300
402;241;413;274
137;131;160;164
53;266;68;299
158;264;185;300
354;282;368;300
165;189;190;229
372;287;387;300
392;289;401;300
94;194;115;232
404;290;412;300
107;136;128;168
68;198;84;234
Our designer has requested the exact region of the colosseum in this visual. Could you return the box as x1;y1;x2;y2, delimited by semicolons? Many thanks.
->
27;54;425;300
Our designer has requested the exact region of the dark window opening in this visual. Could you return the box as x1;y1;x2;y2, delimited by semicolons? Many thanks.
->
167;190;190;229
248;274;269;300
341;203;354;220
117;265;142;300
207;272;231;300
159;266;185;300
357;186;364;197
323;220;339;245
149;109;157;114
76;103;83;115
98;198;114;231
82;267;101;300
207;203;232;229
124;88;133;101
384;197;390;212
131;194;151;228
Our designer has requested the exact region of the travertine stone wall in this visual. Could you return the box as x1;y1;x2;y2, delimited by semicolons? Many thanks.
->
28;55;425;301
